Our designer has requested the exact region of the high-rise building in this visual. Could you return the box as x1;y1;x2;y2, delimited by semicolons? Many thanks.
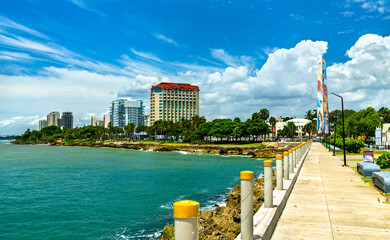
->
91;117;98;126
39;120;48;130
103;113;110;128
47;112;60;127
62;112;73;129
110;98;143;128
150;82;199;124
143;112;150;126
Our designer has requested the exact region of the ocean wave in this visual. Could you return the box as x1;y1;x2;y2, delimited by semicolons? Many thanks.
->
221;154;252;158
159;203;173;209
117;229;162;240
256;173;264;179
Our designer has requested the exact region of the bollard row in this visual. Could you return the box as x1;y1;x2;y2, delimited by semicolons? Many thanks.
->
172;140;313;240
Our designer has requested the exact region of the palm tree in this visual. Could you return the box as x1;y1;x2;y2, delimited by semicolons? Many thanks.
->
259;108;270;121
124;123;135;140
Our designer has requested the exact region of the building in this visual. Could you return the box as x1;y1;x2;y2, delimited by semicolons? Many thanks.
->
110;98;144;128
150;82;199;124
62;112;73;129
39;120;48;130
91;117;104;126
103;113;110;128
91;117;98;126
275;118;311;138
47;112;60;127
143;113;150;127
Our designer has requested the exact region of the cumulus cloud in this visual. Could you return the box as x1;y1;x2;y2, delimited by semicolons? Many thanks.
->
327;34;390;108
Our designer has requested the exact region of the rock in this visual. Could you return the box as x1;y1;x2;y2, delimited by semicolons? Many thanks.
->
157;225;174;240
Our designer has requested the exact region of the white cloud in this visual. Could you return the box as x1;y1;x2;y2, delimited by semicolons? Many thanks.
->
0;16;49;39
2;31;390;136
327;34;390;108
153;33;178;46
341;11;354;17
131;48;164;63
69;0;106;16
210;49;253;68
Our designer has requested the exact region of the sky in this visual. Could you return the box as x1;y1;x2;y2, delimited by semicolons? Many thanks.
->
0;0;389;135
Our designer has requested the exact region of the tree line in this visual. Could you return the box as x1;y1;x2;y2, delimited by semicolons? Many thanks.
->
16;109;277;143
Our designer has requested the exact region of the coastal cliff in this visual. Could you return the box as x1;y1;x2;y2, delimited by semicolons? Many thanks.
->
158;173;276;240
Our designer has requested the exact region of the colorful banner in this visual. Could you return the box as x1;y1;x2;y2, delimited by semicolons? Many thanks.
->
317;58;324;134
363;151;374;163
323;84;329;134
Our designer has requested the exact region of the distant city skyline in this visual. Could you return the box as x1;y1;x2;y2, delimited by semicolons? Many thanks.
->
0;0;389;135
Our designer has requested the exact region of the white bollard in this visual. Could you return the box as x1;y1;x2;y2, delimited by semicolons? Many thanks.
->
276;155;283;190
283;151;289;180
292;147;296;168
264;160;273;208
174;200;199;240
288;149;294;173
240;171;254;240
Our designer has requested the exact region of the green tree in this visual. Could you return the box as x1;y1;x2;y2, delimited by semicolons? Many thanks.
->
259;108;270;121
124;123;135;139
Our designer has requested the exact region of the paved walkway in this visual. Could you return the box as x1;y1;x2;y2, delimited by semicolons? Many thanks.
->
271;142;390;240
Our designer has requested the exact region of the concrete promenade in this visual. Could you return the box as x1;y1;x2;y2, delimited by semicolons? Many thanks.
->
271;142;390;240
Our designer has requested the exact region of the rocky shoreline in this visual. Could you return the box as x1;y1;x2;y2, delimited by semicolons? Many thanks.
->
158;173;277;240
12;140;295;158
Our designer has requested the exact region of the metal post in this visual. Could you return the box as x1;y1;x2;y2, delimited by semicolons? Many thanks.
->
283;151;289;180
332;92;348;167
240;171;254;240
264;160;273;208
276;155;283;190
174;200;199;240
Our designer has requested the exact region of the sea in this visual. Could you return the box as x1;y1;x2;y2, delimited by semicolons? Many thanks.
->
0;140;271;239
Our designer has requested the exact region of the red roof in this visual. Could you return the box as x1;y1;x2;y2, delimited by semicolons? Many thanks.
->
151;82;199;91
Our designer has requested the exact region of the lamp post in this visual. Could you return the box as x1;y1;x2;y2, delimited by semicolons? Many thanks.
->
331;93;347;167
333;112;337;156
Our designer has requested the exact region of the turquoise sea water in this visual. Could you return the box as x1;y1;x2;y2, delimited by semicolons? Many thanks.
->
0;140;271;239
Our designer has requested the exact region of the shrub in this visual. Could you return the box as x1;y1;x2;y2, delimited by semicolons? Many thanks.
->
330;137;364;153
376;152;390;169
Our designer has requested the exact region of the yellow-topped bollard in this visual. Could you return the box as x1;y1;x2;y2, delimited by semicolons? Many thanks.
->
275;155;283;190
174;200;199;240
240;171;254;180
283;151;289;180
288;149;293;174
264;160;273;208
240;171;254;240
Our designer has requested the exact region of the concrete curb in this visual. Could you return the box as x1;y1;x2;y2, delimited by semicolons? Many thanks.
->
235;143;311;240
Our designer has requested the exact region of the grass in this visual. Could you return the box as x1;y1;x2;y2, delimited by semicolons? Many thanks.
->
350;166;390;199
334;147;389;156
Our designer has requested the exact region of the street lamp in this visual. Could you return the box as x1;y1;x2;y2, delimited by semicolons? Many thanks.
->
332;113;338;156
331;93;347;167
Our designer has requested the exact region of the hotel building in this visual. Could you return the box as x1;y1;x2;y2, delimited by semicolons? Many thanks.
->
110;98;143;128
47;112;60;127
150;82;199;124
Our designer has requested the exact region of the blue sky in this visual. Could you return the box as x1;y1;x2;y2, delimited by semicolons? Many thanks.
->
0;0;389;135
